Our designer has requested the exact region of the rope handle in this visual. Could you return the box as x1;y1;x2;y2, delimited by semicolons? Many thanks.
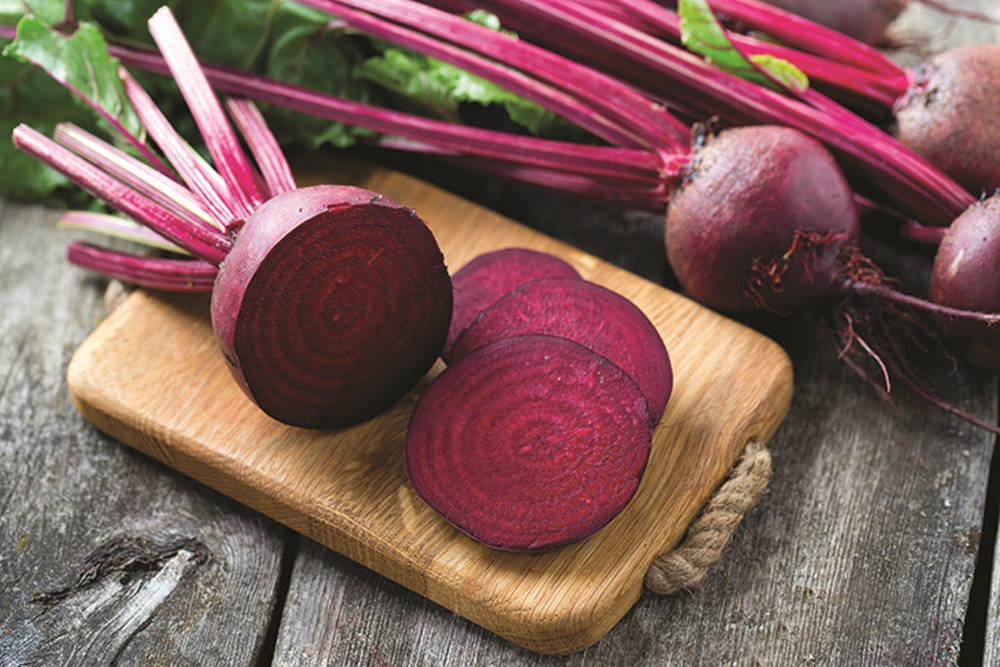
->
644;439;772;595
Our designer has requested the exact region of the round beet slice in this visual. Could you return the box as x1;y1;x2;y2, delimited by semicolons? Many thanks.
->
406;334;652;551
450;277;672;423
443;247;581;362
212;185;452;428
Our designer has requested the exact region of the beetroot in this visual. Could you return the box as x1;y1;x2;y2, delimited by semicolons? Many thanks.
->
443;248;581;362
666;125;857;314
930;195;1000;370
406;334;652;551
665;123;1000;431
211;186;451;427
451;277;673;423
13;7;452;428
895;44;1000;196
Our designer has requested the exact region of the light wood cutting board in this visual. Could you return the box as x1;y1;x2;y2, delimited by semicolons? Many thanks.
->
66;160;793;654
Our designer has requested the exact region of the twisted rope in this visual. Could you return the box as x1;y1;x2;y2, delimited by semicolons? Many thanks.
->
644;439;772;595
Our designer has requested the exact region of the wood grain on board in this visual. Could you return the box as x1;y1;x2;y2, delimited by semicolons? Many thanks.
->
64;163;792;654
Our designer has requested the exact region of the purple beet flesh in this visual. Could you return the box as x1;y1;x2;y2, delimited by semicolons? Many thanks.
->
451;277;672;423
406;334;652;552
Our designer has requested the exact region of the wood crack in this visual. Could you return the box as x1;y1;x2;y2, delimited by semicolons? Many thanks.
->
31;535;211;610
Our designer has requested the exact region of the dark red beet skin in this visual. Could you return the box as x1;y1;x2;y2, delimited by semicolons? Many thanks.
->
665;125;858;314
895;44;1000;196
442;247;581;362
212;184;452;428
930;195;1000;370
451;277;672;423
406;334;652;552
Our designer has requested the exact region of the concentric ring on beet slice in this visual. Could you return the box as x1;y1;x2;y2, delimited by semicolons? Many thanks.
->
406;334;652;552
443;248;581;363
450;277;672;424
212;185;452;428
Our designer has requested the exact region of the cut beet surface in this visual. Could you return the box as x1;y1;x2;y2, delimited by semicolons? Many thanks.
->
442;247;581;362
406;334;652;552
212;185;452;428
450;277;672;423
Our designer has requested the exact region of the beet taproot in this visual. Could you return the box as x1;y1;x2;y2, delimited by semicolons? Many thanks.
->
443;247;581;362
451;277;672;423
406;334;652;551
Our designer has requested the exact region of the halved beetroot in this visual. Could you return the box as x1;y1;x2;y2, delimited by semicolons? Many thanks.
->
212;185;452;428
442;247;581;362
406;334;652;551
450;277;672;423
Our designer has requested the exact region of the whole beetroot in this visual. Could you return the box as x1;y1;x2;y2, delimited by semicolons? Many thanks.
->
665;125;858;314
930;195;1000;370
664;124;1000;432
895;44;1000;196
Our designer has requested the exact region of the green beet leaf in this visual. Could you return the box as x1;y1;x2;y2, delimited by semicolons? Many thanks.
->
4;16;142;138
679;0;808;93
356;11;570;137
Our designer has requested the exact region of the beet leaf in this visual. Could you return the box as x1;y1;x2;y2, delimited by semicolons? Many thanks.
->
3;17;163;170
678;0;808;93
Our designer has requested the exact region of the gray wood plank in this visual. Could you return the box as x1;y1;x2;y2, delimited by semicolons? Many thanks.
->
989;507;1000;667
0;200;288;665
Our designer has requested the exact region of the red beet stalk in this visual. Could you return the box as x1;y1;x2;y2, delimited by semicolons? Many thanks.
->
434;0;973;225
13;7;453;428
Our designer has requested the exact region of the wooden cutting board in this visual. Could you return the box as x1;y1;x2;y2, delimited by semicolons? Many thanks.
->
66;161;793;654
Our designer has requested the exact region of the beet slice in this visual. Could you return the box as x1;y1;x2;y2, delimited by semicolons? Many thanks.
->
450;277;672;423
212;185;452;428
406;334;652;551
443;247;581;362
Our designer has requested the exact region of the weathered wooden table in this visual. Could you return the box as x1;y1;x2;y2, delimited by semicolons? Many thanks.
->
2;4;998;665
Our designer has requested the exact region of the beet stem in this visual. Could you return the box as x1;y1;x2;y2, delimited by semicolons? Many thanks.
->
467;0;973;225
12;124;230;265
53;123;221;233
373;136;675;208
103;39;670;186
58;211;189;254
900;221;947;246
66;241;217;292
609;0;907;105
146;7;265;219
224;98;297;197
689;0;905;77
119;68;242;231
302;0;692;152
